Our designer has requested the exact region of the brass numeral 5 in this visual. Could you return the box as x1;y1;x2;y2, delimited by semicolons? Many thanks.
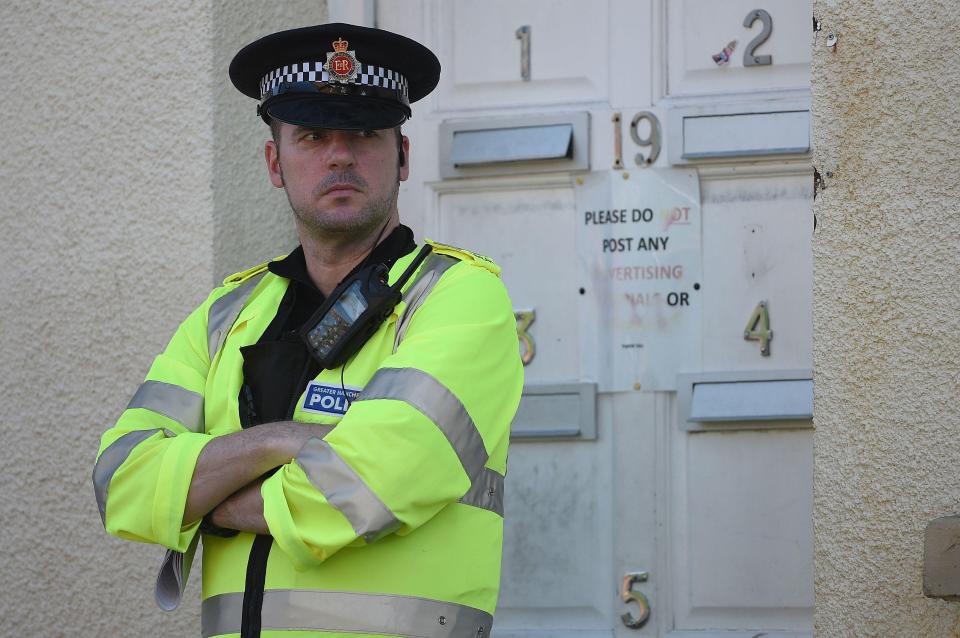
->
621;571;651;629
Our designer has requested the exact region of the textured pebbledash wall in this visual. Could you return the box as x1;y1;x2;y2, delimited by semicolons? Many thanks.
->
0;1;323;635
211;2;326;280
812;0;960;635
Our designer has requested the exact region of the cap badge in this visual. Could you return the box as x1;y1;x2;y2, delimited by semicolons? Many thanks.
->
325;37;360;84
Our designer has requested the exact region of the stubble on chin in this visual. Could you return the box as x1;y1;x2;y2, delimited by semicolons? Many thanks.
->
288;182;399;239
286;167;400;238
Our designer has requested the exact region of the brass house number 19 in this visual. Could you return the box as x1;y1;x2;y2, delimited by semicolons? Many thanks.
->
611;111;662;169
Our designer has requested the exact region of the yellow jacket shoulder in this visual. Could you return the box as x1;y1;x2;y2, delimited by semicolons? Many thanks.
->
221;258;284;286
425;239;501;276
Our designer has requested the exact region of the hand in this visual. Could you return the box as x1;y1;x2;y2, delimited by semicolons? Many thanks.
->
183;421;334;527
209;479;269;535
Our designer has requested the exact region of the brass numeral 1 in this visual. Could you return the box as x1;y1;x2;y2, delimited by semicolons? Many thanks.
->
515;25;531;81
743;300;772;356
612;112;624;169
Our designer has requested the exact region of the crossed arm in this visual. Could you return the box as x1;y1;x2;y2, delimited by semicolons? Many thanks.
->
99;260;519;559
183;421;333;535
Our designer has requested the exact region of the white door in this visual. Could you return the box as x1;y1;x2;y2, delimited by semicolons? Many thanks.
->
370;2;814;636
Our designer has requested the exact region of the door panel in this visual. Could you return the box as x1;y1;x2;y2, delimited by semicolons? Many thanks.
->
666;0;812;96
437;186;581;383
700;174;813;372
673;428;814;630
498;435;613;633
436;0;610;111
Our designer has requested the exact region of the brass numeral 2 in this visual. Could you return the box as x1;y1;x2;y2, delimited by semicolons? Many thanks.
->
743;9;773;66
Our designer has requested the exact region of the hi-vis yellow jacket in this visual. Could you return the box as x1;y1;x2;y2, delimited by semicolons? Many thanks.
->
93;241;523;638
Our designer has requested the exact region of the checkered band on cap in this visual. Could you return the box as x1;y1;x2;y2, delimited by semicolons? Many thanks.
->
260;61;410;104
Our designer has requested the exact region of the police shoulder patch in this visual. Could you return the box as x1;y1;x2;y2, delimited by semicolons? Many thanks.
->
425;239;500;276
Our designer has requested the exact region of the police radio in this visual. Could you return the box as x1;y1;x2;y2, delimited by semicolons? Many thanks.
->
300;244;432;369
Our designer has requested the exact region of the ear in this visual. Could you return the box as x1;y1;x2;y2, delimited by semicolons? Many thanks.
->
399;135;410;182
265;139;284;188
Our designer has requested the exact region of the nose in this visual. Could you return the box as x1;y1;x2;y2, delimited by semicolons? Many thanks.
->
325;131;356;169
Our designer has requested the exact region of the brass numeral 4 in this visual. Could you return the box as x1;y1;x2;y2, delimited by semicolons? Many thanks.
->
743;300;772;356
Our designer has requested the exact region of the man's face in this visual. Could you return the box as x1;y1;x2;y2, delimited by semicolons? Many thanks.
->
265;123;410;237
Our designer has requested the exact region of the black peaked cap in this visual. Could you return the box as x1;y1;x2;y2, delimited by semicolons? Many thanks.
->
229;23;440;130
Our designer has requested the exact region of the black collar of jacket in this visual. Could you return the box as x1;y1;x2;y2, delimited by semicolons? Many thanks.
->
268;224;417;293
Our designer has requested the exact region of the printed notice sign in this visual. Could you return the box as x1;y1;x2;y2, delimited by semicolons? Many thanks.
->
575;169;702;391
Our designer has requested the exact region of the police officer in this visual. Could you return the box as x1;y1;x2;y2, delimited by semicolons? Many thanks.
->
93;23;523;638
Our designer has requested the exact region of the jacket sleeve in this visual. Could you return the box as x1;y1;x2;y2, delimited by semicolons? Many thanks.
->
92;289;222;552
261;261;523;568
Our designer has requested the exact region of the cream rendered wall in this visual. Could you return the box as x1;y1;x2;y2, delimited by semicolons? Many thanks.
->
813;0;960;635
0;1;324;635
212;1;329;280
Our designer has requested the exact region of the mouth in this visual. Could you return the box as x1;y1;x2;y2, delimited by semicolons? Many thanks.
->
321;183;362;197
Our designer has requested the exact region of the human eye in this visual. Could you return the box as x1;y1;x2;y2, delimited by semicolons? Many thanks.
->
356;129;378;138
298;129;327;142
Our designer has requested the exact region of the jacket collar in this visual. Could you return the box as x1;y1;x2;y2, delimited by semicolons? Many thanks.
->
267;224;416;292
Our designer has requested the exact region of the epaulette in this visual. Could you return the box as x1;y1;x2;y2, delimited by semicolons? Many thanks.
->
426;239;500;276
221;258;282;286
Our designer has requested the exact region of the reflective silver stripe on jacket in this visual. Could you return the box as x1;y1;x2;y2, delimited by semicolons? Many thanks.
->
207;272;266;360
393;253;459;352
358;367;489;480
92;429;161;526
201;590;493;638
458;467;504;516
296;437;399;543
127;380;204;433
389;252;505;517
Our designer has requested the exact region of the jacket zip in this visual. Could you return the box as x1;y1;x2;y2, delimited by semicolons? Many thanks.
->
238;355;314;638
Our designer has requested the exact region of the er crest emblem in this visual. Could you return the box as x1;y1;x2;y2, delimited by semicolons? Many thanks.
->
324;37;360;83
